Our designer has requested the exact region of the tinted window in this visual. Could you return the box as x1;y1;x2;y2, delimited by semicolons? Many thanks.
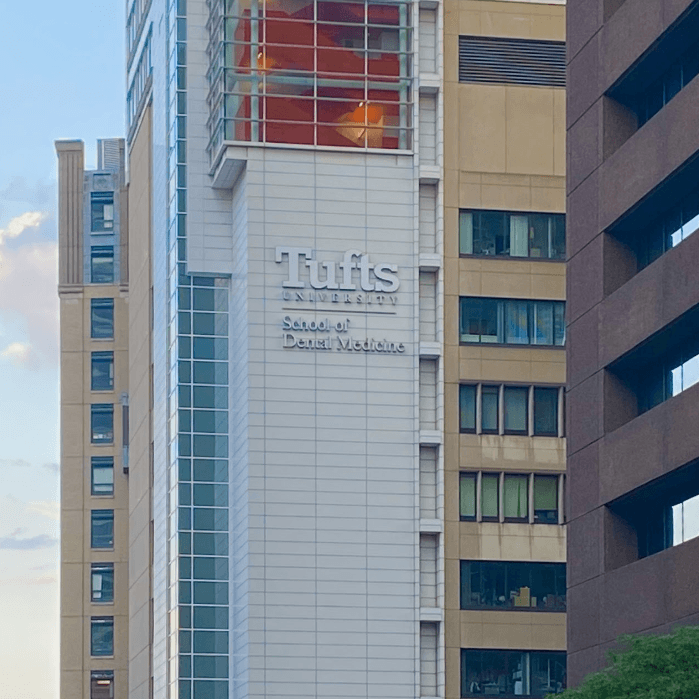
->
91;298;114;338
91;351;114;391
91;246;114;284
91;510;114;549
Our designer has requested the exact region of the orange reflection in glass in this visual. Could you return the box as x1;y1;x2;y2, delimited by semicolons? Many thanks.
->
336;101;384;147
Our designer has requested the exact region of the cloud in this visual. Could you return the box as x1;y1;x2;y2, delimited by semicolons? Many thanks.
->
0;530;57;551
0;211;48;245
27;500;60;521
0;341;37;368
42;462;59;473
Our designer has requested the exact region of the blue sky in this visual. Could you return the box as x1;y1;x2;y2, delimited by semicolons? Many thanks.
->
0;2;125;696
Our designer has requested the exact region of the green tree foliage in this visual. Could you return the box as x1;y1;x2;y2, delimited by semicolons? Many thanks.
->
555;626;699;699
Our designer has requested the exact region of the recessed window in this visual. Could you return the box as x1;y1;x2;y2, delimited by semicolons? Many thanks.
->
504;474;528;521
459;210;565;260
481;386;499;433
91;246;115;284
92;457;114;496
91;404;114;444
481;473;499;521
461;649;566;696
90;671;114;699
91;298;114;339
533;388;558;436
91;351;114;391
90;617;114;656
503;387;528;435
91;563;114;603
460;561;566;611
91;192;115;232
459;385;476;433
460;298;565;346
91;510;114;549
533;475;559;524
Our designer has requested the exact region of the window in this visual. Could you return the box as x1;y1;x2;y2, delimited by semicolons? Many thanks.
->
92;457;114;496
91;298;114;339
91;246;114;284
460;210;565;260
460;298;565;346
481;473;499;521
90;617;114;656
91;510;114;549
459;471;564;524
90;671;114;699
460;473;477;521
462;649;566;697
533;475;558;524
639;488;699;558
91;563;114;603
91;352;114;391
503;387;528;434
91;192;115;232
504;474;528;521
91;405;114;444
459;36;566;88
459;384;563;437
533;388;558;436
460;561;566;611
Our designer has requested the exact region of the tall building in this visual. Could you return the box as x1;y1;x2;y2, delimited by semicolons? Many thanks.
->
566;0;699;685
58;0;567;697
57;139;129;699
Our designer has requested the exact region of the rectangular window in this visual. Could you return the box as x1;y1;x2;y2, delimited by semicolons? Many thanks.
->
91;617;114;656
533;475;559;524
460;210;565;260
459;36;566;88
503;387;528;434
91;404;114;444
91;246;115;284
91;510;114;549
91;351;114;391
481;386;499;433
481;473;499;521
92;457;114;496
460;298;565;347
460;561;566;611
459;385;476;433
91;298;114;339
91;563;114;603
533;388;558;436
460;473;477;521
503;474;528;521
462;649;566;696
91;192;115;232
90;671;114;699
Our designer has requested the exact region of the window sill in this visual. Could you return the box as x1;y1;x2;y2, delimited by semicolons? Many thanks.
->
91;601;115;606
460;606;566;613
91;494;115;499
460;342;565;350
459;253;565;263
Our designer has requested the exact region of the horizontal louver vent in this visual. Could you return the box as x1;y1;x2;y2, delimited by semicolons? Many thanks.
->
459;36;566;87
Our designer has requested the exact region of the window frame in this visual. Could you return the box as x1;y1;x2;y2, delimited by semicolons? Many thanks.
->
503;386;528;436
91;563;115;604
91;298;115;339
91;457;115;496
91;509;115;549
91;351;115;392
90;616;115;657
459;472;477;521
91;192;115;233
91;246;115;284
90;671;114;699
90;404;114;444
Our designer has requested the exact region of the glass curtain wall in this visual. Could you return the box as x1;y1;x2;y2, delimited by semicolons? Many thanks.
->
207;0;412;158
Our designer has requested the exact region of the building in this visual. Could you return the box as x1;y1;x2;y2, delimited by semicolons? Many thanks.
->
58;0;567;697
57;138;129;699
566;0;699;686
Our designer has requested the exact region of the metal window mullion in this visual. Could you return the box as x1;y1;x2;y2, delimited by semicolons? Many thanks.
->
557;386;564;437
558;474;564;525
528;473;534;524
498;384;504;435
476;471;482;523
475;383;482;434
528;385;534;436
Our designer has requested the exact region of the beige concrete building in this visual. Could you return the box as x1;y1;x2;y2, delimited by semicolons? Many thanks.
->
57;139;129;699
443;2;567;696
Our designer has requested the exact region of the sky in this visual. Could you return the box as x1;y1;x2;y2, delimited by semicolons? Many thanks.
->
0;2;125;697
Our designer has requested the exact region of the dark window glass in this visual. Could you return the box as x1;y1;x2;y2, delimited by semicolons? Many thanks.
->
460;385;476;432
481;473;499;520
193;557;229;580
91;404;114;444
533;475;559;524
460;298;565;346
193;484;228;507
91;510;114;548
90;671;114;699
91;457;114;496
533;388;558;436
91;192;115;232
193;386;228;409
462;649;566;696
91;246;115;284
460;210;565;260
193;459;228;483
91;563;114;603
461;561;566;611
460;473;477;520
193;630;229;653
503;474;528;520
193;656;229;678
91;351;114;391
481;386;499;433
503;387;527;434
90;617;114;656
91;298;114;338
192;680;228;699
193;606;229;629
